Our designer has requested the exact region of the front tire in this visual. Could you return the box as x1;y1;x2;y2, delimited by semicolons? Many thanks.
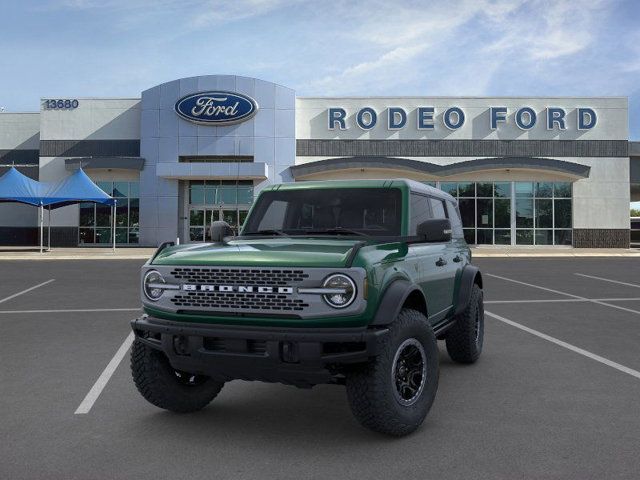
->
131;339;224;413
445;283;484;363
345;309;439;436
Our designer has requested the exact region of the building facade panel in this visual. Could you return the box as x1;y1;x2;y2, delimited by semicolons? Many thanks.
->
0;77;632;248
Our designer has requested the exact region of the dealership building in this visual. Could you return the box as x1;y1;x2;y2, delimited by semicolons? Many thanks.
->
1;74;638;248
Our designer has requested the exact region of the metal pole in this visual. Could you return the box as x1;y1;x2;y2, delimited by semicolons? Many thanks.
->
47;207;51;252
39;204;43;254
112;201;116;252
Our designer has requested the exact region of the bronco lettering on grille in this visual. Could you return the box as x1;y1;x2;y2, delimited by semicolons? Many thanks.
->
182;285;294;294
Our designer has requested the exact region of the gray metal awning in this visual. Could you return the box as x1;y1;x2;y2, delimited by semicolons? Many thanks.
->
65;157;145;171
155;162;268;180
291;156;591;179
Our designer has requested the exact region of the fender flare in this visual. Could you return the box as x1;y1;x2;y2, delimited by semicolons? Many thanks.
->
370;279;426;326
454;265;483;316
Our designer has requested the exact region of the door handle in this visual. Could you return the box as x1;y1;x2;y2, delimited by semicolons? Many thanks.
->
453;255;462;263
435;257;447;267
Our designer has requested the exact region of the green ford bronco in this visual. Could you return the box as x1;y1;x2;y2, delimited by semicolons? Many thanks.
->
131;179;484;436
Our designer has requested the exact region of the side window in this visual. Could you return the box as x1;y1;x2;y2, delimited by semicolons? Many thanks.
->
410;193;432;235
446;200;464;238
430;198;447;219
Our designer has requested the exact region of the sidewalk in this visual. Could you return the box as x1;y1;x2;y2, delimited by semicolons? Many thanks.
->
471;247;640;257
0;247;157;260
0;246;639;260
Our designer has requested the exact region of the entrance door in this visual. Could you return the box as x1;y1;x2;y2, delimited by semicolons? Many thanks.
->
189;208;249;242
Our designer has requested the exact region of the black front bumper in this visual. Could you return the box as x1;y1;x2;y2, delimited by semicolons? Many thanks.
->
131;316;389;387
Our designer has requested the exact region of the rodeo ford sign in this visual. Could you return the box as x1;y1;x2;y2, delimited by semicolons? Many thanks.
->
328;106;597;131
175;91;258;125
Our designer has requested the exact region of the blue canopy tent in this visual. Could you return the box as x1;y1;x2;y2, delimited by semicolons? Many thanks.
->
0;167;47;205
0;167;116;252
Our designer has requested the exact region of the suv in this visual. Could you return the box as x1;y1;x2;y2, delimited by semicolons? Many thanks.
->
130;179;484;436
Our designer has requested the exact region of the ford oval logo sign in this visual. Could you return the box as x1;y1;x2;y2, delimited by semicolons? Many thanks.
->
174;91;258;125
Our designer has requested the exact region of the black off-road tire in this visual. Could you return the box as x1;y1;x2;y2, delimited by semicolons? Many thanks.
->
131;339;224;413
445;283;484;364
345;309;439;436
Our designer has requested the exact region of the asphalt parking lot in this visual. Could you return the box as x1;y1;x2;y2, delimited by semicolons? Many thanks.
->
1;257;640;480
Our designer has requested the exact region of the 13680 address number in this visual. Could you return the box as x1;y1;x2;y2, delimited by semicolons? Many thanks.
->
44;99;79;109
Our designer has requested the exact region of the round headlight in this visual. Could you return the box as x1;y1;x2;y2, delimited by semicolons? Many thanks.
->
322;274;356;308
143;270;165;301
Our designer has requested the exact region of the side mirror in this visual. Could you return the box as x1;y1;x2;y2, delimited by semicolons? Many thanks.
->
210;221;234;243
416;219;452;243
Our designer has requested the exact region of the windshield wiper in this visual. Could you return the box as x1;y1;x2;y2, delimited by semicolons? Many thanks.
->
303;227;370;237
245;229;289;237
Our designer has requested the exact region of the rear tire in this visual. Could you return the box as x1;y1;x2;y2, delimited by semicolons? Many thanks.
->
131;339;224;413
445;283;484;363
345;309;439;436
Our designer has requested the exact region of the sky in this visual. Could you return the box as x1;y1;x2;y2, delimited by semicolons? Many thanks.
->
0;0;639;127
1;0;639;207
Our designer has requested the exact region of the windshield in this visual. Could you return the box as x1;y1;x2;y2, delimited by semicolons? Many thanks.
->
242;188;402;237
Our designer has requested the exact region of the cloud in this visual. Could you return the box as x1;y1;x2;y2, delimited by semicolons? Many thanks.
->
189;0;301;28
483;0;608;60
307;0;520;94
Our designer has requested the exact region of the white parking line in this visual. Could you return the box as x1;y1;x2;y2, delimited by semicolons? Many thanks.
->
74;331;134;415
486;273;640;316
486;311;640;380
0;279;55;305
485;297;640;304
0;308;140;315
575;273;640;289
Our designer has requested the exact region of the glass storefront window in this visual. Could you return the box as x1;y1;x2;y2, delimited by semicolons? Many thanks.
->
476;199;493;228
476;229;493;245
79;202;94;227
494;229;511;245
515;182;534;197
554;199;572;228
95;228;111;244
554;182;572;198
113;182;128;197
535;229;553;245
535;199;553;228
96;204;112;227
555;230;572;245
78;181;139;245
189;181;205;204
516;230;534;245
440;182;457;196
190;209;205;226
79;228;94;244
187;180;255;242
516;198;533;228
130;199;139;227
115;202;128;227
458;182;475;197
494;199;510;228
476;183;493;197
494;182;511;198
219;187;237;205
463;229;475;244
458;199;475;228
439;181;572;246
535;182;553;198
190;227;204;242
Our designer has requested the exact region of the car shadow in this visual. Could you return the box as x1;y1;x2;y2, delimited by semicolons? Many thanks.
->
124;349;465;444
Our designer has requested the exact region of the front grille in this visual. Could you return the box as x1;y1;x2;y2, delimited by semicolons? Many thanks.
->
170;291;309;311
170;268;309;286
